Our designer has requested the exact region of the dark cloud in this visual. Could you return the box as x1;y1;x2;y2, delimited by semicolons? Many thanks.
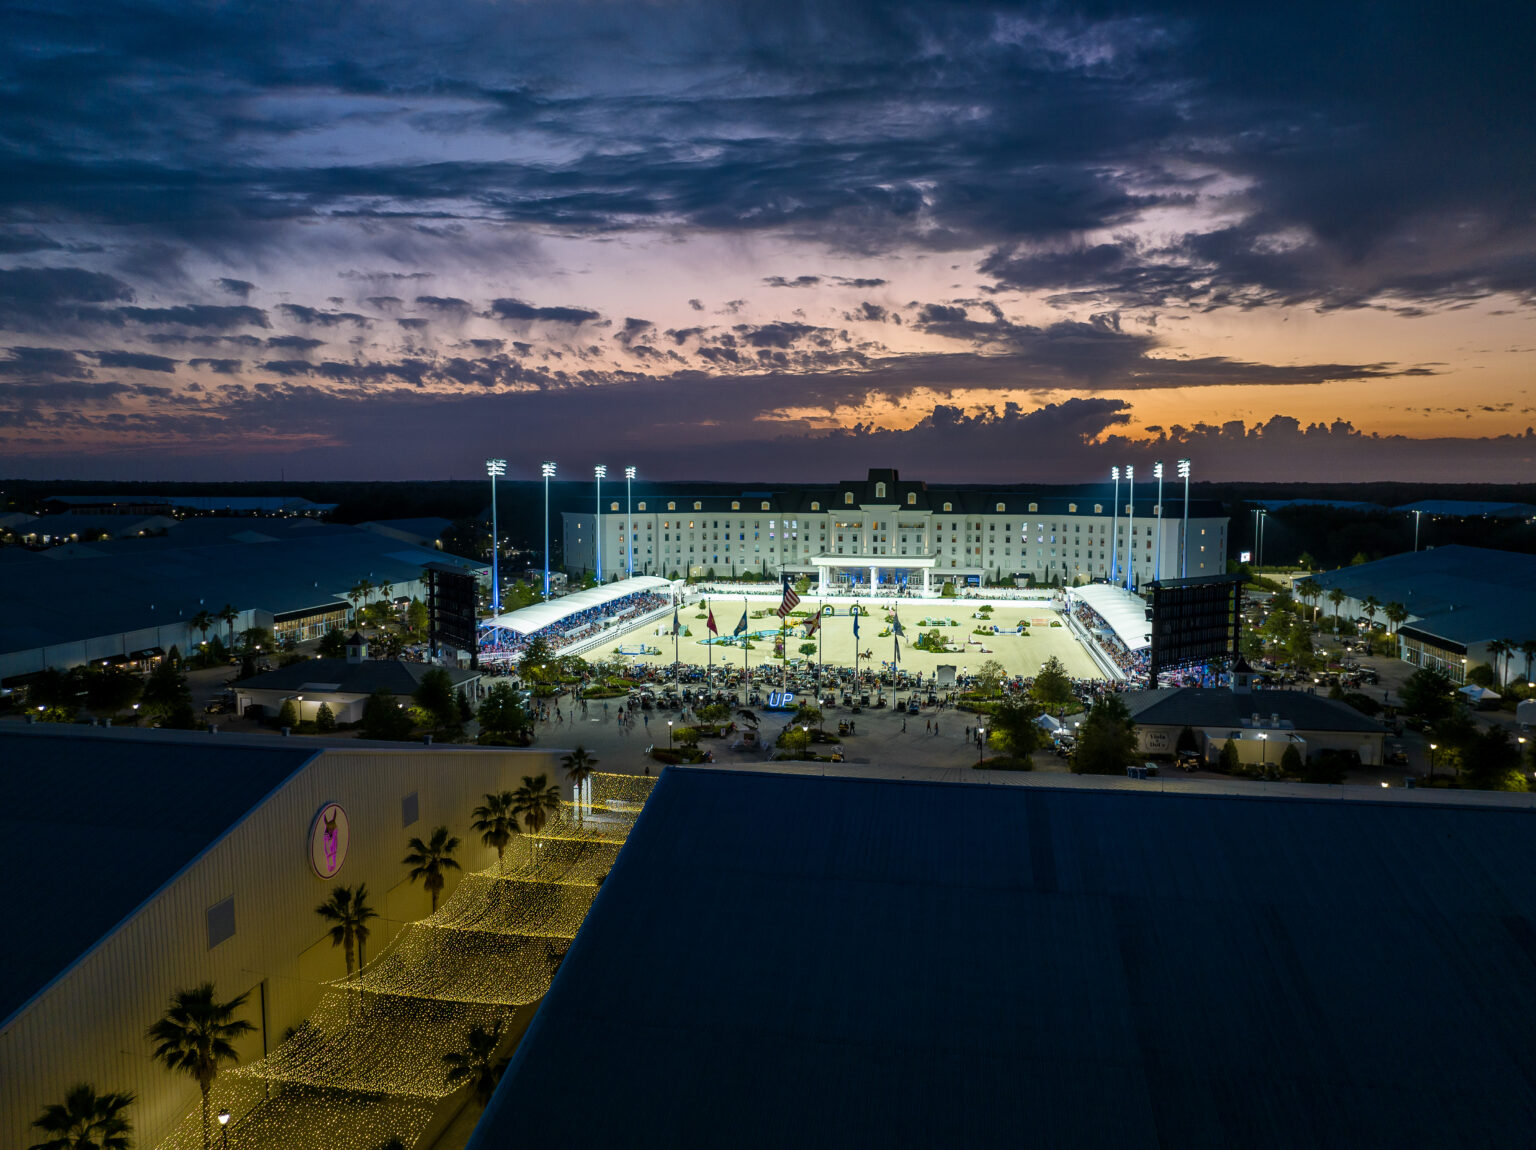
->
277;304;371;327
366;295;404;310
764;275;821;288
93;350;178;372
397;317;430;330
217;278;255;298
414;295;471;312
0;346;93;378
488;298;603;325
265;335;325;350
115;305;269;329
188;357;242;373
0;231;63;254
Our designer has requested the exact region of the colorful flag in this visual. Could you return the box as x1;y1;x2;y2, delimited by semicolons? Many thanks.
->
706;602;718;635
776;573;801;618
892;606;903;663
803;610;820;639
852;606;860;641
733;606;748;636
671;605;680;635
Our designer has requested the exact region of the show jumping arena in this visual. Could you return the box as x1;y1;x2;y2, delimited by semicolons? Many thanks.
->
575;595;1107;682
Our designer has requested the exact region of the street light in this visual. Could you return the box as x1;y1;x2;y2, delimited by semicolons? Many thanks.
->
1125;464;1135;591
1257;508;1268;568
801;724;808;760
593;465;607;584
625;466;637;577
1152;461;1164;583
1428;742;1437;782
1258;732;1268;777
540;461;556;598
1110;466;1120;584
485;459;506;615
667;719;673;749
1413;508;1423;551
977;726;986;768
1177;458;1191;577
217;1109;231;1149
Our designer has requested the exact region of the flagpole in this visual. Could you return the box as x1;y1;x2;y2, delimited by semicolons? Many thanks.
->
817;602;823;703
706;598;713;672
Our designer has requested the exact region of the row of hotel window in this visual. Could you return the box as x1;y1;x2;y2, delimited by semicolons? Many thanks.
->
605;497;1166;513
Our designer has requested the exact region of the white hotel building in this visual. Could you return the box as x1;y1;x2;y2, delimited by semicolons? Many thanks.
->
563;468;1228;592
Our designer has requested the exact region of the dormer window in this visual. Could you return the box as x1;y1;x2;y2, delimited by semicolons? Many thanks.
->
731;501;740;510
637;501;647;511
694;502;702;510
761;501;770;510
943;502;952;512
844;492;854;505
810;501;820;511
906;492;916;505
1093;504;1102;514
1067;503;1076;513
667;502;676;511
1028;502;1038;512
875;482;886;499
995;502;1005;513
610;501;619;511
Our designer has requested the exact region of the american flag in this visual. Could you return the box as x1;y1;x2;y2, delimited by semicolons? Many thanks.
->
776;576;801;619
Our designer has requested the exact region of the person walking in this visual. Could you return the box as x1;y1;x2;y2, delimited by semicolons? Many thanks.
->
925;718;931;734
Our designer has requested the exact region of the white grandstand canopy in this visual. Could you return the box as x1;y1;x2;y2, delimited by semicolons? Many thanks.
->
482;576;672;635
1072;584;1151;651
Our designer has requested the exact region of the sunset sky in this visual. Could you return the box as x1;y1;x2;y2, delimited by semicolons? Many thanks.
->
2;0;1533;482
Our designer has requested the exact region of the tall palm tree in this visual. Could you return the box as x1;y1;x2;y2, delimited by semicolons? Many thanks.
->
27;1083;134;1150
513;774;562;858
1327;587;1345;627
1294;580;1318;622
189;610;214;649
471;791;519;872
1521;639;1536;685
561;746;599;821
1486;638;1512;687
403;826;462;912
146;983;254;1150
1360;595;1380;653
1384;601;1408;634
217;604;239;650
315;884;379;976
442;1022;508;1108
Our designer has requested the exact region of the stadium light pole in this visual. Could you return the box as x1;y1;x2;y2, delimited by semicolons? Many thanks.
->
1125;464;1135;592
541;460;556;598
1257;508;1268;568
1110;466;1120;585
1413;508;1423;551
486;458;506;615
625;466;636;577
594;465;607;584
1177;459;1191;578
1153;461;1164;583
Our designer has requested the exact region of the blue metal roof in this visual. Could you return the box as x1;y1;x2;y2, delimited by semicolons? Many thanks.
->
1393;500;1536;518
0;729;316;1027
478;768;1536;1150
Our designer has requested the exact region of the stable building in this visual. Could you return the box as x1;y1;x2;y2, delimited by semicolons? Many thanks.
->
0;725;558;1150
563;467;1227;589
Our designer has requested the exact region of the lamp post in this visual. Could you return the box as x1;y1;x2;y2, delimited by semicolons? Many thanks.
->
1177;458;1191;577
1428;742;1437;783
1125;464;1135;591
1257;508;1268;568
625;466;636;577
801;724;808;760
485;458;506;615
1110;466;1120;584
594;465;607;584
977;726;986;768
1258;732;1268;778
667;719;673;750
217;1109;231;1149
540;461;556;598
1153;461;1164;583
1413;508;1423;551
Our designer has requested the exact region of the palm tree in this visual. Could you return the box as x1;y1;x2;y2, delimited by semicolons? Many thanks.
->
1327;587;1345;628
315;884;379;976
189;609;214;650
1486;638;1512;688
1360;595;1380;653
27;1083;134;1150
442;1022;508;1108
346;579;372;623
1294;580;1318;623
146;983;254;1150
471;791;519;872
217;604;239;650
561;747;599;821
513;774;562;858
1384;601;1408;634
403;826;462;912
1521;639;1536;685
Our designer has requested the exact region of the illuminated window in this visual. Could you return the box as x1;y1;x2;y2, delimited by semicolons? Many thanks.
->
845;492;854;505
996;502;1005;512
731;501;740;510
1093;504;1102;514
943;501;952;512
1028;502;1037;512
609;501;619;511
637;501;647;511
810;501;820;511
875;482;886;498
667;501;676;511
1068;503;1076;513
694;501;702;510
761;501;770;510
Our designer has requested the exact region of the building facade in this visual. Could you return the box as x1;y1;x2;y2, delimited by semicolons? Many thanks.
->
564;468;1228;589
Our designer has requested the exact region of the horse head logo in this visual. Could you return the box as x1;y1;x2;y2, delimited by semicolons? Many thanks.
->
322;809;339;872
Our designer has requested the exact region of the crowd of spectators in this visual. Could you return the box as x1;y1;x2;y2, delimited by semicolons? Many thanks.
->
1070;599;1148;681
479;589;670;662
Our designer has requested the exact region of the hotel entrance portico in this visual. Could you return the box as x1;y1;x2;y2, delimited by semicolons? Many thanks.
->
808;555;986;594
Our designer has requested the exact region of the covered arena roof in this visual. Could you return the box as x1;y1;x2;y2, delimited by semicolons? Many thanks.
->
1071;584;1151;651
482;576;671;635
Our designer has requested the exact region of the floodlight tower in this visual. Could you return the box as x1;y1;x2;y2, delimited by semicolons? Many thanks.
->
1110;466;1120;584
1125;464;1136;591
594;465;607;583
1153;460;1165;582
485;458;507;615
1177;458;1191;577
625;466;637;577
541;460;556;597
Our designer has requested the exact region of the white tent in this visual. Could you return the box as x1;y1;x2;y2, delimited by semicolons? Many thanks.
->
1458;683;1501;704
1036;713;1064;732
1069;585;1151;651
481;576;672;636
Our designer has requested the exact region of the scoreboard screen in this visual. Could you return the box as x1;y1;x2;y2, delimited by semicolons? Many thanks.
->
425;564;479;659
1145;574;1243;686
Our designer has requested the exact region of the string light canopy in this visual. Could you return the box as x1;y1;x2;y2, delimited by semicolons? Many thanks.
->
153;774;656;1150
